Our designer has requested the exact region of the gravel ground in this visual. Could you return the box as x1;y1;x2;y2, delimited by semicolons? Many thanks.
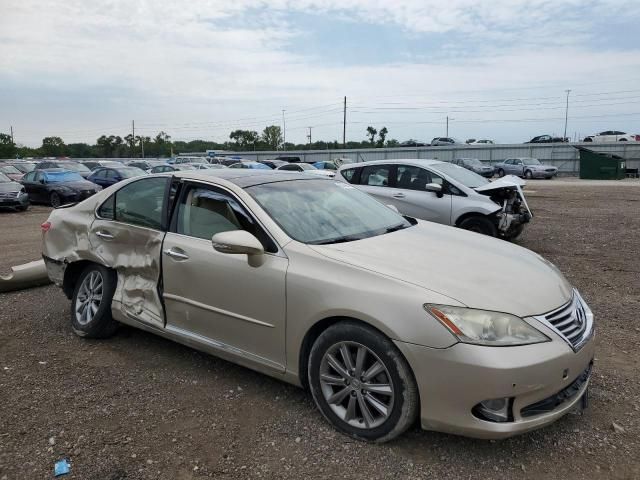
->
1;182;639;479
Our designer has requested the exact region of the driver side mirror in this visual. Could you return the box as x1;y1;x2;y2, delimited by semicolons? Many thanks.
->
212;230;264;256
425;183;444;198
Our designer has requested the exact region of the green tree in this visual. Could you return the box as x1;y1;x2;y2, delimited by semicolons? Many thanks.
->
41;136;66;157
366;126;377;144
229;130;259;150
386;138;399;147
0;133;17;158
261;125;283;150
66;143;94;158
376;127;388;147
124;134;136;156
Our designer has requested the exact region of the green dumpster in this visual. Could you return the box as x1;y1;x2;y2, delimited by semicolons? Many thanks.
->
575;146;626;180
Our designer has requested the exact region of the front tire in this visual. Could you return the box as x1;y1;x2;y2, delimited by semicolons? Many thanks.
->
71;264;118;338
501;224;524;241
308;322;418;443
497;168;505;177
458;215;498;237
524;170;533;179
50;192;61;208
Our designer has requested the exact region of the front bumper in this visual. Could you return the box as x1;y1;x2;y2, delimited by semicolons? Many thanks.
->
531;169;557;178
395;332;595;439
0;193;29;208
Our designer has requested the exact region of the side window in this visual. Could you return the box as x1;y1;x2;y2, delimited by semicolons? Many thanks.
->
280;164;297;171
399;167;443;191
175;185;277;253
361;165;391;187
98;177;168;228
340;168;357;183
35;171;44;182
515;159;523;165
105;169;117;179
23;171;35;182
505;159;513;165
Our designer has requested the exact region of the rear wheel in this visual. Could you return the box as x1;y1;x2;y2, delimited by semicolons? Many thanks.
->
458;215;498;237
308;322;418;443
70;264;118;338
497;168;505;177
50;192;61;208
524;170;533;179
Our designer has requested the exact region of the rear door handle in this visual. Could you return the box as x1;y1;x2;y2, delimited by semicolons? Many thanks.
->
163;248;189;260
392;193;406;198
95;230;114;240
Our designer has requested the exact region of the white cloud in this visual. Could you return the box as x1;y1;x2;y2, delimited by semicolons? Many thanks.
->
2;0;640;145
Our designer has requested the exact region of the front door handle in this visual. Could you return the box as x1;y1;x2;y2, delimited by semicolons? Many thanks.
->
95;230;114;240
163;248;189;260
392;193;406;198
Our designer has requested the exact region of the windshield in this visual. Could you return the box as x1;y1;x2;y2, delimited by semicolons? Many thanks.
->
0;172;11;182
44;171;84;183
247;180;411;244
299;163;317;170
61;162;91;173
119;167;146;178
429;162;489;188
523;158;541;165
0;165;21;175
12;163;35;173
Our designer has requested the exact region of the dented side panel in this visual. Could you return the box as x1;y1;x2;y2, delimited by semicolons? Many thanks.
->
42;188;166;328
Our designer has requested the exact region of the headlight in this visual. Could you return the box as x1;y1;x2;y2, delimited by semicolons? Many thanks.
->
425;304;549;346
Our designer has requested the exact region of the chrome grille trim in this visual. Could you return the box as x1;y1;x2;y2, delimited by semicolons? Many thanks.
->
0;191;20;199
534;289;594;351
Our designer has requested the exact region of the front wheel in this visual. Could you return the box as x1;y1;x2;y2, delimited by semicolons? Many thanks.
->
71;264;118;338
497;168;505;177
502;224;525;241
308;322;418;443
524;170;533;179
458;215;498;237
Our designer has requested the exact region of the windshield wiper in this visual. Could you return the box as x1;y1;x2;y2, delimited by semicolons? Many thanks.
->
385;223;409;234
311;234;365;245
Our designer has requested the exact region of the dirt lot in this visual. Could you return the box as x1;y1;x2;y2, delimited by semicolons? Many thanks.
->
1;181;639;479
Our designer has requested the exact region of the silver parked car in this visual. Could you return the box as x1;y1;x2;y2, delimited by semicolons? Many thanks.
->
338;159;531;239
41;170;594;442
495;158;558;179
452;158;495;178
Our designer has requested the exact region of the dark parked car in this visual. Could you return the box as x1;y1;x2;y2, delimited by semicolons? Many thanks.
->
149;164;196;174
228;161;271;170
34;160;92;178
87;166;146;188
274;156;301;163
20;169;101;207
0;172;29;211
526;135;568;144
451;158;495;178
126;160;167;172
80;160;123;171
259;160;289;169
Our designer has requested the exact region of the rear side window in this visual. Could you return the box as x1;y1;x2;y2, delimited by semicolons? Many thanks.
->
340;168;357;183
97;177;168;229
361;165;391;187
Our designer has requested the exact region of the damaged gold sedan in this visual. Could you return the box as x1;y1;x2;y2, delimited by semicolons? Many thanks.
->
42;170;594;442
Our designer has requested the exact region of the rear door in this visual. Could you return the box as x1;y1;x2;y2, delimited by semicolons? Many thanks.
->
90;176;170;328
161;181;288;372
355;164;395;204
390;164;452;224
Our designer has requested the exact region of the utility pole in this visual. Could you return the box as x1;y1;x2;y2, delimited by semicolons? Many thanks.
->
141;137;145;158
131;120;135;157
10;125;14;144
446;116;449;137
282;110;286;151
563;89;571;141
307;127;312;147
343;96;347;148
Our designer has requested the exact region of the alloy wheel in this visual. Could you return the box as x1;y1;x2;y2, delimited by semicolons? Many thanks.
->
75;271;103;325
319;341;394;429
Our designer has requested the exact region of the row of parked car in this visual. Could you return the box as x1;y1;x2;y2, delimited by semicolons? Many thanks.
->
405;130;640;146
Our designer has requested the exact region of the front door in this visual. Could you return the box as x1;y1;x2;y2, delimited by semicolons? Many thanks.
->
391;164;452;224
161;182;288;372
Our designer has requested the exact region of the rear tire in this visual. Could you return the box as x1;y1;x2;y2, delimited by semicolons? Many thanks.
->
308;321;418;443
497;169;505;177
524;170;533;179
70;264;118;338
458;215;498;237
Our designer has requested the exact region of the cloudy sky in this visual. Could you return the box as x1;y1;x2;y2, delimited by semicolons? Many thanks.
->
2;0;640;147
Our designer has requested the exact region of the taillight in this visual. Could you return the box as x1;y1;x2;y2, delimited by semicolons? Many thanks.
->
41;221;52;232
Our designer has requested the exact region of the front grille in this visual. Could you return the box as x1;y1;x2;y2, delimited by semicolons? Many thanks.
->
521;362;592;417
537;291;592;350
0;191;19;199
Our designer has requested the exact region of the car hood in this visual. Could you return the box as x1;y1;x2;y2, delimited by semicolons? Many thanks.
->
0;181;22;193
309;222;572;317
474;175;525;192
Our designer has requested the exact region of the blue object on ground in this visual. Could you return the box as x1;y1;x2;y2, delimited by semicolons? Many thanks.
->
54;459;71;476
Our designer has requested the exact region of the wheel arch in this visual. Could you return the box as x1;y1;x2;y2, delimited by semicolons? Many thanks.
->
297;316;411;391
62;260;111;299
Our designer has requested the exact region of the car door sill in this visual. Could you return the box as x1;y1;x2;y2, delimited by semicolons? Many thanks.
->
116;309;285;374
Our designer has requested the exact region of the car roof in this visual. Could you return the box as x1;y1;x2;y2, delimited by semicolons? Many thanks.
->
340;159;444;168
171;169;322;188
